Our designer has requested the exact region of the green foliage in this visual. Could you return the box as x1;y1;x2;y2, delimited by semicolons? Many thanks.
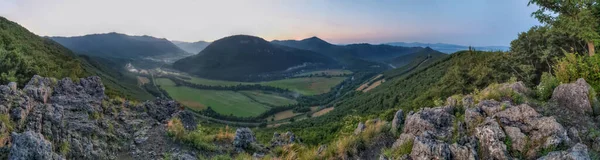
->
536;72;560;100
554;53;600;91
509;25;586;86
382;138;414;159
0;17;84;86
529;0;599;56
167;118;217;151
59;141;70;156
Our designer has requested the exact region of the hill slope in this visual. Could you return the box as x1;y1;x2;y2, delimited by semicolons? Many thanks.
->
173;35;338;81
172;40;211;54
387;47;447;68
50;32;188;59
0;16;85;85
272;37;424;62
0;17;152;100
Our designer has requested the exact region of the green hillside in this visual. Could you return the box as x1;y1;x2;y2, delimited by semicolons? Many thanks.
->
258;50;515;144
0;16;85;86
173;35;338;81
50;32;187;59
0;16;152;100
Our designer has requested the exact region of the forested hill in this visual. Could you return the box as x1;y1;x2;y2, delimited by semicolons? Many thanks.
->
172;40;211;54
387;47;447;68
0;17;152;100
272;36;425;62
0;16;85;86
173;35;338;81
50;32;188;59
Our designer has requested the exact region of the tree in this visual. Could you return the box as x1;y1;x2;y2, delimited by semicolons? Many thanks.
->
529;0;599;56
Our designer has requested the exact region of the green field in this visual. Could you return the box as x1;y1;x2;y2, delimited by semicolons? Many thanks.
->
179;76;347;96
294;69;353;77
156;78;269;117
156;78;301;117
182;76;252;86
239;91;297;106
261;77;347;95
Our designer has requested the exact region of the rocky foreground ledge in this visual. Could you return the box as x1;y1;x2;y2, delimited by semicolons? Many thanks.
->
0;75;193;159
375;79;600;160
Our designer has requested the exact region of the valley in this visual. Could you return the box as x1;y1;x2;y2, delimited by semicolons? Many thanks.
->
2;0;600;158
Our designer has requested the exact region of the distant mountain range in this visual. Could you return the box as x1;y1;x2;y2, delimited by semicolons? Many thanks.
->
49;32;188;59
172;40;211;54
386;42;509;53
173;35;337;81
272;37;426;71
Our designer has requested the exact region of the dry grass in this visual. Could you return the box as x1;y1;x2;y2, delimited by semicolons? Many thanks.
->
215;125;235;143
363;79;385;92
312;107;334;117
137;76;150;85
271;110;301;121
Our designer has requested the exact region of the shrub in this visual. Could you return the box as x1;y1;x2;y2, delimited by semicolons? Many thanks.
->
60;141;70;156
167;118;186;141
536;72;560;100
554;53;600;92
381;138;414;159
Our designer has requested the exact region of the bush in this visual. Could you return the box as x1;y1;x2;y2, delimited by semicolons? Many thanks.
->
554;53;600;92
536;72;560;100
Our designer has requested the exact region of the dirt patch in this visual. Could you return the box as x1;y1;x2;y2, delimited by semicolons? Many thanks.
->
363;79;385;92
312;107;334;117
137;76;150;86
356;74;383;91
179;101;206;111
269;110;300;121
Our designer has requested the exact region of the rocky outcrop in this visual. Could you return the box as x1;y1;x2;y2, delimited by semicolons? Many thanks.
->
270;131;297;148
551;78;593;115
9;131;63;160
474;118;509;160
233;127;257;152
386;80;594;160
402;107;454;140
354;122;366;135
391;109;404;133
538;143;591;160
1;75;184;160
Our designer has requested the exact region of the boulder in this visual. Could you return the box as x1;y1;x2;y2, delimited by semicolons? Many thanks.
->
409;132;451;160
233;128;257;152
503;126;527;153
551;78;593;115
23;75;53;103
354;122;366;135
270;131;297;147
537;143;591;160
474;118;509;160
462;95;474;108
449;143;478;160
403;107;454;140
391;109;404;132
9;131;63;160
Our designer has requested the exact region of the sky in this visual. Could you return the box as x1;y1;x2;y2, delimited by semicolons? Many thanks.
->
0;0;540;46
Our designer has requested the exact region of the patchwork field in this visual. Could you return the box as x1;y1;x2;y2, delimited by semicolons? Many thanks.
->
156;78;302;117
182;76;251;86
156;78;269;117
294;69;353;77
179;76;347;96
269;110;301;121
